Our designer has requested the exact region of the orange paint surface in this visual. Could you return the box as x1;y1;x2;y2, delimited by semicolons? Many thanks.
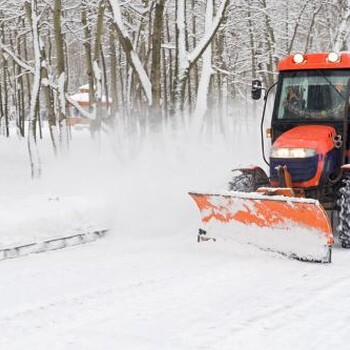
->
189;192;333;245
278;53;350;71
272;125;337;188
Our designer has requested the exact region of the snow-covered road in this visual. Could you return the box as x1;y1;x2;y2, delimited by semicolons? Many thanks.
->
1;229;350;350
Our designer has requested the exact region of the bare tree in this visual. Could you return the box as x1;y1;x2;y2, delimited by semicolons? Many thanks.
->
24;0;42;179
174;0;229;112
150;0;166;126
333;1;350;51
108;0;152;105
54;0;69;149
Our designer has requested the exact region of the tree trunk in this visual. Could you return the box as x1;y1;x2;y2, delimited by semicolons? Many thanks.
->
194;0;213;119
0;16;9;137
41;45;58;154
54;0;68;149
333;2;350;51
25;0;42;179
91;0;107;136
82;5;95;113
150;0;165;129
109;24;118;121
108;0;152;105
174;0;229;113
261;0;276;87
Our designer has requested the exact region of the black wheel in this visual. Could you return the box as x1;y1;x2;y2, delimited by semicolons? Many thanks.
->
337;175;350;248
228;173;256;192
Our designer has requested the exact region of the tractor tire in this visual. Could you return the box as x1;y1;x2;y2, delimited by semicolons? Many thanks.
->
337;175;350;248
228;173;256;192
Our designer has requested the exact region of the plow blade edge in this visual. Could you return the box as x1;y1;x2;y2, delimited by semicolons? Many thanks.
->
189;191;333;263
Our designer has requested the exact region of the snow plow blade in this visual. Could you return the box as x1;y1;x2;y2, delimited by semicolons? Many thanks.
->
189;191;333;263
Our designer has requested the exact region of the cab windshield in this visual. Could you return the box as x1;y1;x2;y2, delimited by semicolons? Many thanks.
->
275;70;350;120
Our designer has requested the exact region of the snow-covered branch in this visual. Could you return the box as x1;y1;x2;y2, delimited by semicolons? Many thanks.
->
194;0;214;118
108;0;152;105
188;0;229;68
333;4;350;52
0;43;33;73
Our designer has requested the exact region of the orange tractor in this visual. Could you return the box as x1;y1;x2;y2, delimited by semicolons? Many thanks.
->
190;52;350;263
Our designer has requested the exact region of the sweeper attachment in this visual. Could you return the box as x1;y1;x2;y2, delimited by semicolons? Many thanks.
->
189;52;350;263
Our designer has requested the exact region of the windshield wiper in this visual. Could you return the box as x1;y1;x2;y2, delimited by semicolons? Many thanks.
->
316;69;346;100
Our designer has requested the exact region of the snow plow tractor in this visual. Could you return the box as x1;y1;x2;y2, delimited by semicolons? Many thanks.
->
190;52;350;263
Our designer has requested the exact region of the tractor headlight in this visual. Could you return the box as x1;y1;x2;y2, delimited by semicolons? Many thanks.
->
271;147;317;158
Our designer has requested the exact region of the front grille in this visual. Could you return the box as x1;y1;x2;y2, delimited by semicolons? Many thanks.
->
270;155;318;183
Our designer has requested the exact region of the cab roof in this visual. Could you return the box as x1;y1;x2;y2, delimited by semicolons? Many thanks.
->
278;52;350;71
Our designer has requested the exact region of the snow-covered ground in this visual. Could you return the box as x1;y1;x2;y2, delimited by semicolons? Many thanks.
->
1;113;350;350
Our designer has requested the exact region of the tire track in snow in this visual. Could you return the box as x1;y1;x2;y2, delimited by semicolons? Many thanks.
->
210;259;350;349
0;243;228;348
2;237;350;350
0;276;173;349
165;248;350;349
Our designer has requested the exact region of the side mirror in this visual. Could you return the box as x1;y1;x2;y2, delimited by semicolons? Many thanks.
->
251;80;262;100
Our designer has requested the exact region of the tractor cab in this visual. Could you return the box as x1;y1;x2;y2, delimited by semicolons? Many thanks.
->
271;68;350;142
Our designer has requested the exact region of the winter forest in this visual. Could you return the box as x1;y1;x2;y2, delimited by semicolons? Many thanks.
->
0;0;349;178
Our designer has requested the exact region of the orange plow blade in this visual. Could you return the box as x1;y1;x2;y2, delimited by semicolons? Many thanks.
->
189;191;333;263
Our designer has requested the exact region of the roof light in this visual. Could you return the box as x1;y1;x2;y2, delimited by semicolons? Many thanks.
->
327;52;340;63
293;53;304;64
